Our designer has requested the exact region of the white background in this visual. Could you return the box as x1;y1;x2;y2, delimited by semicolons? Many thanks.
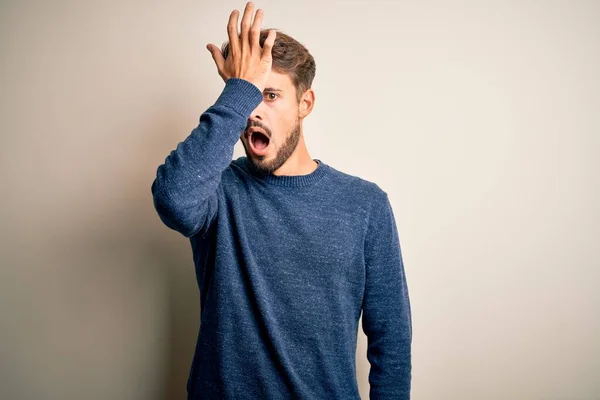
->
1;0;598;399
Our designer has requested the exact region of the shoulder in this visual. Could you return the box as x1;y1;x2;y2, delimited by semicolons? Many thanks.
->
321;163;391;231
325;162;388;203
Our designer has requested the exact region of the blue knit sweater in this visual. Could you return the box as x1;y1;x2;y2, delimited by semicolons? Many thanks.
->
151;78;412;399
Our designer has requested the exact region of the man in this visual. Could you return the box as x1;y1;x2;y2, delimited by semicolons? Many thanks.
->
151;2;412;399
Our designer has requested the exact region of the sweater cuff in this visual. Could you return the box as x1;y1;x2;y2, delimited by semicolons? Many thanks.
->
213;78;264;117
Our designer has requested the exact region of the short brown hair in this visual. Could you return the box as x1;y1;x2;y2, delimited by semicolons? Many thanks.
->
221;29;316;104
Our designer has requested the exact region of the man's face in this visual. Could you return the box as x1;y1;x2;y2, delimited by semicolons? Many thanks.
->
241;71;302;175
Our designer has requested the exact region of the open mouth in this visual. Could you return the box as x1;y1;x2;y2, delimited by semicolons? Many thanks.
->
248;129;270;155
251;131;269;149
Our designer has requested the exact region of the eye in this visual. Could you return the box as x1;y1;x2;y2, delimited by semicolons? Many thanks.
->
265;92;278;100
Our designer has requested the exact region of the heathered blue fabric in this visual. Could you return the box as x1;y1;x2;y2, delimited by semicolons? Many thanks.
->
151;78;412;399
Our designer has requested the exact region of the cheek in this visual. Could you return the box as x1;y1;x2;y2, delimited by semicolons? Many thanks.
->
270;107;299;140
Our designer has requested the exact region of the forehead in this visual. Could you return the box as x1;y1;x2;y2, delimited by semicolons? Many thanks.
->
265;71;294;92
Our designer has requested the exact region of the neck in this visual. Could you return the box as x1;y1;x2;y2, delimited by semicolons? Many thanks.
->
272;135;317;176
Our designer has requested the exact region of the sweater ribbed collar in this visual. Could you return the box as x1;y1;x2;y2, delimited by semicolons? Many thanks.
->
242;156;329;187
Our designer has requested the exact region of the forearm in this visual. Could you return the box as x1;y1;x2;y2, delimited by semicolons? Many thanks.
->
151;78;262;237
363;288;412;399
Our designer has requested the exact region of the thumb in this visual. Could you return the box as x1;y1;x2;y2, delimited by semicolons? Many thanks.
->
207;44;225;69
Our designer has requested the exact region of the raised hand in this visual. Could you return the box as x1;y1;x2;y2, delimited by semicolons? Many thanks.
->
206;2;276;92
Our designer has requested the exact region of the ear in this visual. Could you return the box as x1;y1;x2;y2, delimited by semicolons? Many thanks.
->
298;88;315;119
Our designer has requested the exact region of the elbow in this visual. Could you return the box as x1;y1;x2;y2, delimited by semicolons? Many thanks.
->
151;179;202;237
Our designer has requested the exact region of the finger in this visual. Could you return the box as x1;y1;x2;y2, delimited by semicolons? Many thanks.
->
261;29;276;60
240;2;254;53
227;9;241;59
250;8;263;48
207;44;225;76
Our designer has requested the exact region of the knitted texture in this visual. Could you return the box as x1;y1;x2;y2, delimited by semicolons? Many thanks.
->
151;78;412;399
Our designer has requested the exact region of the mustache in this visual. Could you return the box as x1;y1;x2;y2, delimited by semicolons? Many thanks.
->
245;121;271;139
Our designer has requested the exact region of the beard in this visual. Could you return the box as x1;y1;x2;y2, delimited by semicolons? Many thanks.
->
243;117;302;176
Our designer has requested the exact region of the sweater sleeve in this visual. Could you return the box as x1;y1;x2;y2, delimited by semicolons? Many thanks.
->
361;190;413;399
151;78;264;238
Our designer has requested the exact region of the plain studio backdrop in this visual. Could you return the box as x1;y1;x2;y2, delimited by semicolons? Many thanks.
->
1;0;598;399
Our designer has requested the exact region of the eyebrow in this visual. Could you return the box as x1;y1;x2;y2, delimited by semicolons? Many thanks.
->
263;87;283;92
